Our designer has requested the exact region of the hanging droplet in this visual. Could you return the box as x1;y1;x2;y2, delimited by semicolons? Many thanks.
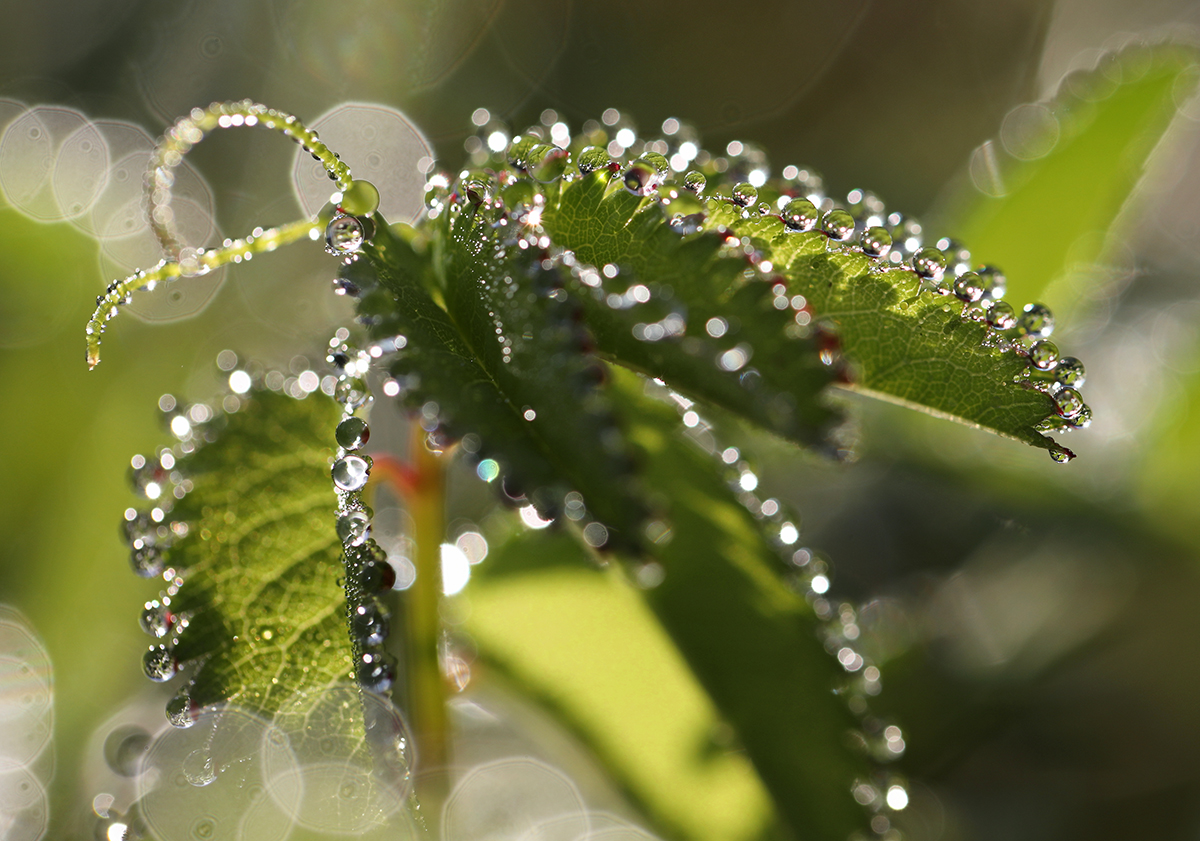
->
335;377;371;411
1054;387;1084;419
976;266;1006;301
143;646;177;682
130;543;164;578
104;725;152;777
1028;340;1059;370
351;602;389;647
1048;442;1076;463
1018;303;1055;339
952;271;985;303
325;215;365;254
166;691;197;728
335;416;370;450
683;170;706;193
357;651;397;693
1069;403;1093;429
731;182;758;207
577;146;611;174
332;455;372;492
987;300;1017;330
1055;356;1086;388
912;247;948;283
339;179;380;217
337;509;371;546
860;226;892;258
783;198;819;232
139;600;174;638
821;209;855;242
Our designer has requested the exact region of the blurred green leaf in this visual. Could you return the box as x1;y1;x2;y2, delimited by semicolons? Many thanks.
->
948;44;1198;306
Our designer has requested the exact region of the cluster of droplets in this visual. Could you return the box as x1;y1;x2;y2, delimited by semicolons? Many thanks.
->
655;386;911;838
325;334;402;696
449;109;1092;463
85;98;388;370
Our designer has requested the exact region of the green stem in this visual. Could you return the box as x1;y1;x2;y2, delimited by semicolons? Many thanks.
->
406;424;450;799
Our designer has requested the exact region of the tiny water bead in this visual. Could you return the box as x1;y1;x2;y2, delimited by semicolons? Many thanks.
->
987;300;1018;331
911;246;948;284
336;178;381;217
139;600;174;638
1055;356;1086;387
731;182;758;207
1018;302;1055;339
1029;340;1059;370
336;509;371;546
952;271;985;303
166;692;197;729
142;646;177;682
576;146;611;174
1055;387;1085;419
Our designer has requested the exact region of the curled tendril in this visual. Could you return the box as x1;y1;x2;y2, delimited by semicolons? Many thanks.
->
85;100;364;370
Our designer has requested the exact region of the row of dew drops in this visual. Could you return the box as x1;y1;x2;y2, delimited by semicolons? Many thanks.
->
439;107;1092;461
660;383;912;841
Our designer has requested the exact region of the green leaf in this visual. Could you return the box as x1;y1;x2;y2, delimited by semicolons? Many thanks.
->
470;369;871;841
142;389;352;715
948;43;1198;306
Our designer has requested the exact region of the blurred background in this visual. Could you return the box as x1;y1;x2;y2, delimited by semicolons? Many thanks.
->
3;0;1200;839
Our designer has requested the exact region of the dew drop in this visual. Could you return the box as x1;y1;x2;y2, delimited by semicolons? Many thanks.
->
976;266;1007;302
351;602;389;647
339;179;380;217
639;151;670;178
783;198;819;232
335;416;370;450
1055;387;1084;419
143;646;177;682
1018;303;1055;339
860;226;892;258
325;215;365;254
912;247;948;283
182;748;217;787
1069;403;1093;429
623;160;658;197
332;455;372;492
130;543;164;578
1055;356;1086;388
337;510;371;547
987;300;1017;331
668;212;705;235
140;600;174;638
357;651;397;694
952;271;985;303
821;209;855;242
576;146;610;174
1028;340;1059;370
166;692;196;728
731;182;758;207
1048;442;1076;463
334;377;371;411
683;170;706;193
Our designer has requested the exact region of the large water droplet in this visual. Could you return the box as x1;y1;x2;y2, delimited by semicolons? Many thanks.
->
1055;387;1084;419
1018;303;1055;339
783;198;819;232
166;692;197;728
339;180;380;217
335;377;371;411
821;209;855;242
143;646;177;682
1069;403;1093;429
912;247;947;283
731;182;758;207
1028;340;1059;370
332;455;372;492
623;160;658;197
357;651;396;694
953;271;985;303
351;602;389;648
576;146;610;174
337;510;371;547
140;600;174;638
860;226;892;258
131;543;165;578
335;416;370;451
683;170;706;193
976;266;1006;301
325;215;365;254
1055;356;1085;388
987;300;1017;331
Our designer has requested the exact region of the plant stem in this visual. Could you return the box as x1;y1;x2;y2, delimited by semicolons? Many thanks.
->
405;423;450;799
